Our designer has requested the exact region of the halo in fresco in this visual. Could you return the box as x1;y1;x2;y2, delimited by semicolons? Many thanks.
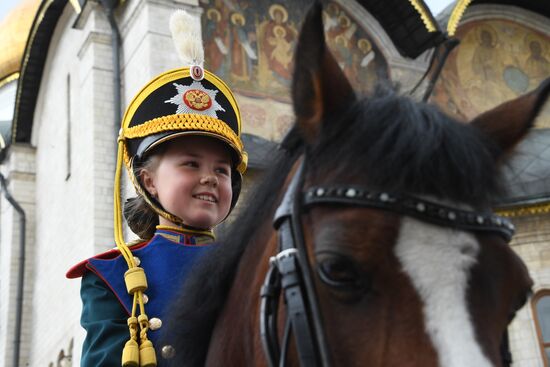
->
431;19;550;128
269;4;288;23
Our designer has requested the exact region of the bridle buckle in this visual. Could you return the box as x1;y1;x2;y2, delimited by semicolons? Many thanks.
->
270;248;299;267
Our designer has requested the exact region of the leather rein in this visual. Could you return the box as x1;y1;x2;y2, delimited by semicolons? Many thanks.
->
260;159;515;367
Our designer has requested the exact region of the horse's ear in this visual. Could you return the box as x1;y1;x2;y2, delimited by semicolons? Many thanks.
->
292;2;355;144
470;78;550;157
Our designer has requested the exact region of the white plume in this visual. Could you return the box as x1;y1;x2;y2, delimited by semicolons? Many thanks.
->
169;10;204;67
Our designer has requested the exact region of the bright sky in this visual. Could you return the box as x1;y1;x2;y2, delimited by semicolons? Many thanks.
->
425;0;455;15
0;0;21;23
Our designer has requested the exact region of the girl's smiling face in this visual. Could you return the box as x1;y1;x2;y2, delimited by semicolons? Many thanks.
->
141;136;233;229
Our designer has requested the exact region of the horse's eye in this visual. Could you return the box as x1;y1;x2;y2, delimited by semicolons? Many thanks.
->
317;256;363;291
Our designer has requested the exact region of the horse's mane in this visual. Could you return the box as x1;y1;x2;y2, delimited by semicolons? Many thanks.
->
310;86;503;208
163;87;503;366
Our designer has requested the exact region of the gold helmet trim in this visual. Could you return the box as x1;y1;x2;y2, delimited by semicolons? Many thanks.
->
122;113;247;173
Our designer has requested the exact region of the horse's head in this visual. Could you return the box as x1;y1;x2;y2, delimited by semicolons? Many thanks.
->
285;3;550;367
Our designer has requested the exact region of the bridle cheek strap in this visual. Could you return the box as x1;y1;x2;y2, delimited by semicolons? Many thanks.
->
260;160;332;367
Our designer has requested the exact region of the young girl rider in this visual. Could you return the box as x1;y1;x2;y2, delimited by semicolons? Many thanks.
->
66;11;247;367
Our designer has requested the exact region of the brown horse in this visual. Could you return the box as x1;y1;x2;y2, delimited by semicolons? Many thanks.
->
164;4;550;367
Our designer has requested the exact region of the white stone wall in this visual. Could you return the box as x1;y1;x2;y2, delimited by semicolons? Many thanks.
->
25;2;122;365
0;145;36;367
509;214;550;367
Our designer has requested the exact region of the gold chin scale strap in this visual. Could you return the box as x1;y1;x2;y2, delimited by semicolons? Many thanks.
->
115;134;157;367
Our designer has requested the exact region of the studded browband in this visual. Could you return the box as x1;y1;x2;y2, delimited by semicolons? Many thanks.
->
303;185;515;242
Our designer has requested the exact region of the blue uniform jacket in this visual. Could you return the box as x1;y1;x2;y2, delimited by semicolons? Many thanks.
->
67;228;215;366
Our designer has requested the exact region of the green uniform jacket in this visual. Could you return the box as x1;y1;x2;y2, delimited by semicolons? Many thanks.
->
80;272;128;366
68;228;214;366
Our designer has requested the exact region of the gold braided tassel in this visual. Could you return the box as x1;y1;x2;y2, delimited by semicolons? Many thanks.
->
138;314;157;367
122;339;139;367
114;136;157;366
124;267;148;294
122;317;140;367
139;340;157;367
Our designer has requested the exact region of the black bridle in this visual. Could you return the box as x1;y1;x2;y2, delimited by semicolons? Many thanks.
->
260;159;515;367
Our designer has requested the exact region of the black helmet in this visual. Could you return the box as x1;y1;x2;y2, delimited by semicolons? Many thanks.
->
120;66;247;225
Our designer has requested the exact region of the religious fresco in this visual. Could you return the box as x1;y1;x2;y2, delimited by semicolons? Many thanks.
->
431;19;550;203
199;0;389;102
431;19;550;128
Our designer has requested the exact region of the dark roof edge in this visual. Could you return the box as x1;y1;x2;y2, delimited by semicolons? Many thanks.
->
12;0;68;144
355;0;446;59
438;0;550;31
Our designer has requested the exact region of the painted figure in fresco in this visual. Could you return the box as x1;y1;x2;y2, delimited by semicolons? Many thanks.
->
267;25;293;73
335;34;353;73
358;38;374;68
326;12;356;44
471;26;500;80
204;8;228;75
322;2;340;32
353;38;376;90
257;4;297;86
433;19;549;129
325;11;357;77
463;25;512;111
525;39;550;82
230;12;257;82
321;2;388;93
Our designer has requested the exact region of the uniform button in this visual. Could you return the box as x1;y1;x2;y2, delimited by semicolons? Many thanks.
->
142;294;149;304
149;317;162;330
133;256;141;266
161;345;176;359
